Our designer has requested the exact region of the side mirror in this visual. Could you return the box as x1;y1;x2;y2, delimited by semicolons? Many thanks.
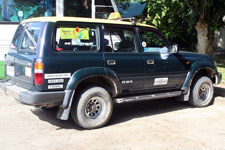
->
170;44;178;53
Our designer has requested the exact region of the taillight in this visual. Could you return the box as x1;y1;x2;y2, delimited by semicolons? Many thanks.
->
34;62;43;85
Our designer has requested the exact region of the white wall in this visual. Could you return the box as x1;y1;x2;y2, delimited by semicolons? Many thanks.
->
0;24;18;60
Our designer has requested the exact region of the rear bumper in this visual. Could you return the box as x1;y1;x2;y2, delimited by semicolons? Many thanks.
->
0;81;65;106
215;72;222;85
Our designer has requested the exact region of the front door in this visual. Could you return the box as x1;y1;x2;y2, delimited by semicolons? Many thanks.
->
137;27;184;92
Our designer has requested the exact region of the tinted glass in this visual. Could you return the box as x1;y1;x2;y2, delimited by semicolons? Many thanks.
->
55;24;99;52
96;0;112;6
96;7;114;19
0;0;56;22
104;26;137;53
64;0;91;17
10;24;24;49
20;22;42;53
138;29;166;53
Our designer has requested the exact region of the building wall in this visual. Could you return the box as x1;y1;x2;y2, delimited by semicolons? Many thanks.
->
0;24;18;60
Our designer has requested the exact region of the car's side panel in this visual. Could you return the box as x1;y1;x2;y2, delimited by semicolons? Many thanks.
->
143;52;185;92
135;27;186;92
102;24;146;94
104;53;146;93
66;67;120;92
181;61;217;93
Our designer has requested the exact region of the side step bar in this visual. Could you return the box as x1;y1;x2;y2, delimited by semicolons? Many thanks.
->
114;91;182;103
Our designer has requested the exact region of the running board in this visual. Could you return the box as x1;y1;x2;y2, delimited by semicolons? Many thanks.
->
114;91;182;103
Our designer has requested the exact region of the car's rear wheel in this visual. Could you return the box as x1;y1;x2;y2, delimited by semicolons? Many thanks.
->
189;76;214;107
71;86;113;129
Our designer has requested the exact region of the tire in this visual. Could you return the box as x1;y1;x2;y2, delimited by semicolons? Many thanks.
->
71;86;113;129
188;76;214;107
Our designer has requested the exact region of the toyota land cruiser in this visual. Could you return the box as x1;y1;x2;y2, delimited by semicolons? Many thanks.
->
0;16;222;129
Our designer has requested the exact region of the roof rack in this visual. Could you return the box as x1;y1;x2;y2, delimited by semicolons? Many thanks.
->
119;17;136;25
108;12;136;25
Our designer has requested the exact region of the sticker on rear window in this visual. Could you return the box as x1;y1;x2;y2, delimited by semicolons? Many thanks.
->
60;27;90;40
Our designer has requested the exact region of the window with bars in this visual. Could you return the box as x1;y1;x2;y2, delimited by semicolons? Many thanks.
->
64;0;116;19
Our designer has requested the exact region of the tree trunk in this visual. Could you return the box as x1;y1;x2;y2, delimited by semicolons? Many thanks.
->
195;21;213;54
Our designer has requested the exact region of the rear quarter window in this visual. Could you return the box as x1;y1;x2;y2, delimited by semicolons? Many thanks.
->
55;23;99;53
19;22;43;55
10;24;25;49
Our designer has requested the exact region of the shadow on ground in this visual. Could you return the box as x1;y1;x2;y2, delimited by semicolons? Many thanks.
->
30;85;225;130
31;98;191;130
31;108;80;130
215;86;225;97
109;99;190;126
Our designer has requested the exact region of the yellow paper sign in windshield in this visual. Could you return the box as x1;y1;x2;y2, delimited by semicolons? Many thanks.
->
60;28;90;40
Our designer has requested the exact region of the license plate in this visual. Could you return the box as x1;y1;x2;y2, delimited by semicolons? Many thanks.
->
6;66;15;77
25;67;32;77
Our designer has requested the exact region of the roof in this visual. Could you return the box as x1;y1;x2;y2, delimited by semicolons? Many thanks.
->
118;2;146;18
21;16;156;29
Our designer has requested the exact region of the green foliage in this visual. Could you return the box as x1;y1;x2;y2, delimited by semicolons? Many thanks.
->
116;0;225;51
144;0;197;49
10;0;45;21
0;61;6;79
184;0;225;38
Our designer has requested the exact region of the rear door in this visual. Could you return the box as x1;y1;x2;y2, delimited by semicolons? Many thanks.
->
42;22;104;91
5;24;24;79
103;25;145;93
5;22;43;89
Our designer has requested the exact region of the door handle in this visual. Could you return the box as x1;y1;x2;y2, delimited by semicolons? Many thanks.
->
147;59;154;65
107;60;116;65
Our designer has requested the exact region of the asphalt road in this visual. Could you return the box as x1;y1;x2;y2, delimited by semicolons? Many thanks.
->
0;86;225;150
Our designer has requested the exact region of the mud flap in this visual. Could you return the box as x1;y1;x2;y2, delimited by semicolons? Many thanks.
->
57;90;75;120
177;88;190;101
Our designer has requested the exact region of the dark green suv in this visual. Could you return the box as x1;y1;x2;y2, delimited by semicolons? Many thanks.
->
1;17;222;129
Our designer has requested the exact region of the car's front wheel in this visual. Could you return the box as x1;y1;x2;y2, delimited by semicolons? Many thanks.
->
189;76;214;107
71;86;113;129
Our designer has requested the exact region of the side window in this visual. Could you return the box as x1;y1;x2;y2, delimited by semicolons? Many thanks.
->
19;22;42;54
138;28;167;53
104;26;137;53
10;24;25;49
55;24;99;52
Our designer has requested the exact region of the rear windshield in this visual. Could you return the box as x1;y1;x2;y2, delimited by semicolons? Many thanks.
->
10;22;43;54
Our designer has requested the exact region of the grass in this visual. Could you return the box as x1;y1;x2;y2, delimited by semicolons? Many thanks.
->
214;56;225;84
0;61;6;79
217;63;225;84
